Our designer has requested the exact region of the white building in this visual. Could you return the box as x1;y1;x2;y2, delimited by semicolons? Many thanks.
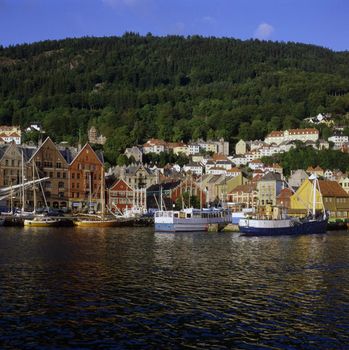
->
265;128;319;145
328;133;349;149
187;143;200;155
143;139;166;154
183;162;203;176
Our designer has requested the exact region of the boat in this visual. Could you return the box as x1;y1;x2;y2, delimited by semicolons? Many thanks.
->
74;166;123;228
154;207;232;232
74;216;127;227
24;216;62;227
239;175;328;236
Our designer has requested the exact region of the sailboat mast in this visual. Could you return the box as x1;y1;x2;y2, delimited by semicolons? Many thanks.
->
32;161;36;213
312;176;317;217
89;172;92;212
21;150;25;212
101;166;105;218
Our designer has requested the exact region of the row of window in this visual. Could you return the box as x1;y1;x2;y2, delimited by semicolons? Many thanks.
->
77;163;98;171
43;171;66;179
36;161;62;168
45;181;65;189
112;198;133;204
71;192;100;199
110;191;133;197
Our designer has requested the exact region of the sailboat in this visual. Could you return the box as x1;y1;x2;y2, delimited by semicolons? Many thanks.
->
238;174;328;236
23;161;63;227
74;166;122;227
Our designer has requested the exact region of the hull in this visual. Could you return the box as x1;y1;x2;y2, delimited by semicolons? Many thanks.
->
74;219;124;227
24;218;61;227
239;218;328;236
155;222;208;232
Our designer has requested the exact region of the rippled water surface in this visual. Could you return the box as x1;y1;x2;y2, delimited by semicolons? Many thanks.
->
1;227;349;349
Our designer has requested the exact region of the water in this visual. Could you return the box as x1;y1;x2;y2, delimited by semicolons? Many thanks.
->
0;227;349;349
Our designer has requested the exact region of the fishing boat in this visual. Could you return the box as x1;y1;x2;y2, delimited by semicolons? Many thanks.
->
154;207;232;232
23;216;62;227
239;175;328;236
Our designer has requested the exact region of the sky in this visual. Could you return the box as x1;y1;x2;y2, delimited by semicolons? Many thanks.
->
0;0;348;51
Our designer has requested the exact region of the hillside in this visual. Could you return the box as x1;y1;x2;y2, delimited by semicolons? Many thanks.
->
1;33;349;163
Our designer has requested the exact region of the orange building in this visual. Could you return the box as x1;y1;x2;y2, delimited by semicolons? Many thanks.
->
69;143;104;211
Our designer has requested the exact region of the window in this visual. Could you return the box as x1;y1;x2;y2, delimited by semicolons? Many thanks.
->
58;182;64;189
56;162;62;168
49;172;53;178
63;172;66;179
57;172;61;178
77;173;80;179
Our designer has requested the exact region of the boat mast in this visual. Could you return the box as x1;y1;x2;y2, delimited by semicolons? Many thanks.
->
312;175;317;217
32;160;36;213
89;172;92;213
21;150;25;213
101;166;105;219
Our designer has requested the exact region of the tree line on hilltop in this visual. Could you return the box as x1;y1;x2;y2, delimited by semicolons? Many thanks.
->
1;33;349;165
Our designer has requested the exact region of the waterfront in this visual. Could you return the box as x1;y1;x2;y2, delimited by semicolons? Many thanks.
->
1;227;349;349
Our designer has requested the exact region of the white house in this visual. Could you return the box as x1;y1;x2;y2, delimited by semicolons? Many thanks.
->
328;133;349;149
143;138;166;154
183;162;203;176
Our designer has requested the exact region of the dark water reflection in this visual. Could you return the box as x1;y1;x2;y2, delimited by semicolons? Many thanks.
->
0;227;349;349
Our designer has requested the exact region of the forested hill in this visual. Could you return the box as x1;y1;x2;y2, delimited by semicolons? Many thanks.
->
1;34;349;163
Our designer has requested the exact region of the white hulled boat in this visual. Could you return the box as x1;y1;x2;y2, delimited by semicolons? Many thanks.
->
154;207;232;232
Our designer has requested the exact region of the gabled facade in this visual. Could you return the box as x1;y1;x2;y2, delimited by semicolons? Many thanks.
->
122;165;159;189
68;143;103;211
108;179;146;214
30;137;69;209
235;139;247;155
290;179;349;219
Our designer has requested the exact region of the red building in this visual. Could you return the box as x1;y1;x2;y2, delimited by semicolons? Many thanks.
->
109;179;134;213
68;143;104;211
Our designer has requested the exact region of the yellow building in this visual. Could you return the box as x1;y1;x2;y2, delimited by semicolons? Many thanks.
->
290;179;349;220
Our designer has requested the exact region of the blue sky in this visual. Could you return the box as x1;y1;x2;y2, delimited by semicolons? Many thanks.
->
0;0;348;51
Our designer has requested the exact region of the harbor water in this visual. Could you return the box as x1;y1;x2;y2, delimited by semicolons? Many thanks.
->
1;227;349;349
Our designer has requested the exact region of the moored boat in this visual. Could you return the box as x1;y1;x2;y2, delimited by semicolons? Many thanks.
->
24;217;62;227
239;216;328;236
154;207;232;232
239;174;328;236
74;216;129;227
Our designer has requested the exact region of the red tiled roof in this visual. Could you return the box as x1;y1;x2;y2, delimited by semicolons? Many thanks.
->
228;183;256;194
318;180;349;197
267;131;283;137
228;167;241;173
288;128;319;135
212;153;228;161
277;188;293;199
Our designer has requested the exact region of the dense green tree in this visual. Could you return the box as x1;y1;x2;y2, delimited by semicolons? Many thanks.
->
1;34;349;165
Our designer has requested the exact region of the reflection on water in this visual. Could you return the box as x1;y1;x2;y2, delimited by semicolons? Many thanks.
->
0;227;349;349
